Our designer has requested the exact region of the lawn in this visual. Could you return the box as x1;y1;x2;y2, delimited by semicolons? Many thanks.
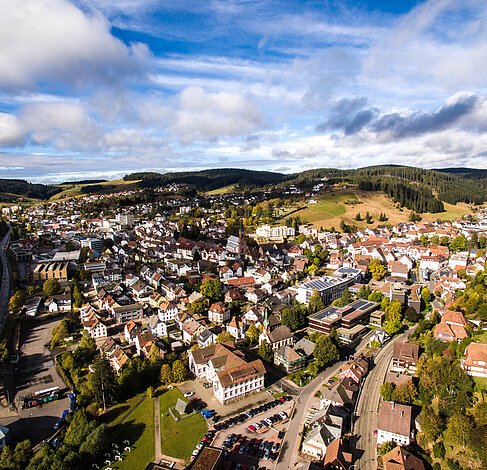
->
160;388;207;461
294;192;350;223
104;394;155;470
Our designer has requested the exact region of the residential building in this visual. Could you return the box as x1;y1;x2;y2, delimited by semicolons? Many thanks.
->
462;342;487;378
46;294;71;312
208;302;230;325
274;345;306;373
322;438;353;470
434;310;470;342
255;224;295;239
382;446;425;470
391;342;420;373
377;402;412;446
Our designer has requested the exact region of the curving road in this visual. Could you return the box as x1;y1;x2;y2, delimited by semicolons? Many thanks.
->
0;227;11;334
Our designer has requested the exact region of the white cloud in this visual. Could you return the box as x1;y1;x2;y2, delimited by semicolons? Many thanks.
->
0;113;24;146
173;86;263;144
363;0;487;94
19;102;101;149
0;0;151;89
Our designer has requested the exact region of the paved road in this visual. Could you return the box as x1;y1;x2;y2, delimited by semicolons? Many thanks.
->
276;332;374;470
0;228;11;334
353;329;413;470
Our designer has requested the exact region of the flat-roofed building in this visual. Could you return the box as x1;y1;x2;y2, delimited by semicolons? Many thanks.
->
309;299;379;335
295;276;352;305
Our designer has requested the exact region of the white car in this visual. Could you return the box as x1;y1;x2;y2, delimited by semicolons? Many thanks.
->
184;391;195;397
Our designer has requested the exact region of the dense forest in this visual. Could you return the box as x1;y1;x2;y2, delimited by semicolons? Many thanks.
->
437;167;487;180
60;179;107;185
124;168;287;191
0;179;62;200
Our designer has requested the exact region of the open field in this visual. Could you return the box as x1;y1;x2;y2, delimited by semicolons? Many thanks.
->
49;179;139;202
159;388;207;462
104;393;155;470
206;184;237;195
291;189;473;229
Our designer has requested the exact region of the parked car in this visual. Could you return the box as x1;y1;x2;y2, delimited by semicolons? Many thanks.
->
184;391;195;397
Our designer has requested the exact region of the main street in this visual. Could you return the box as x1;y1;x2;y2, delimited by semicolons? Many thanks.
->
0;227;11;334
353;328;413;470
276;332;374;470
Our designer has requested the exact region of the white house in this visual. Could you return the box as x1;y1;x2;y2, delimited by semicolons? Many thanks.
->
158;301;178;322
208;302;230;325
377;402;412;446
46;294;72;313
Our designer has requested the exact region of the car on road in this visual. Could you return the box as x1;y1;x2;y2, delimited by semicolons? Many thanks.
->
203;382;212;388
184;391;194;397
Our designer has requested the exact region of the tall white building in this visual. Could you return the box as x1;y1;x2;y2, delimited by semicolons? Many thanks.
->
255;224;295;239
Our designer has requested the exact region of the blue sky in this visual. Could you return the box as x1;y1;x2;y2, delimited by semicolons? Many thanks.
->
0;0;487;183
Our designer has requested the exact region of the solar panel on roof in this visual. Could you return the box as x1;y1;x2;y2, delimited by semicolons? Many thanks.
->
354;300;369;309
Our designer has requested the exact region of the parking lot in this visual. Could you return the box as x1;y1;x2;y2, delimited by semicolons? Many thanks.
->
0;314;69;445
208;396;293;469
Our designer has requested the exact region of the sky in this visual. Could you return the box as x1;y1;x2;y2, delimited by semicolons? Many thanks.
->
1;0;487;183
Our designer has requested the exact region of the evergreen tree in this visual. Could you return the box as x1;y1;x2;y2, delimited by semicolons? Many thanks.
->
90;353;118;409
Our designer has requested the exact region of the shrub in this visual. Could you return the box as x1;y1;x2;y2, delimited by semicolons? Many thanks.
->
433;441;445;459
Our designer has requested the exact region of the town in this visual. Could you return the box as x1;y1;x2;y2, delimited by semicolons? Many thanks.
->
0;177;486;470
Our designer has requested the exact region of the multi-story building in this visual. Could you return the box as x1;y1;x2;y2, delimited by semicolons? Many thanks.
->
462;342;487;378
391;341;420;373
377;402;412;446
294;276;352;305
255;224;295;239
208;302;230;325
189;343;265;404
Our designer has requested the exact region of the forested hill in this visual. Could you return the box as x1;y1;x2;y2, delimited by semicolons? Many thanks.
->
436;167;487;180
285;165;487;213
1;166;486;214
0;179;62;201
123;168;287;191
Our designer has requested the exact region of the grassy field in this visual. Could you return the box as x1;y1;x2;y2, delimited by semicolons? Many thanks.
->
104;394;155;470
49;179;139;202
160;388;207;462
206;184;237;195
291;189;473;229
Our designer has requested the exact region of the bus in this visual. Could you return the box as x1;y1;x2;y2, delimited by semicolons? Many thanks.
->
19;386;61;409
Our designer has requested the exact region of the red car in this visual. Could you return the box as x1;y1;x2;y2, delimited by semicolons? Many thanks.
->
247;424;256;432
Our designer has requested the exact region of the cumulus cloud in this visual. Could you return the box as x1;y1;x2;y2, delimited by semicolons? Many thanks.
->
0;0;151;89
0;113;25;146
19;102;101;149
173;86;263;144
